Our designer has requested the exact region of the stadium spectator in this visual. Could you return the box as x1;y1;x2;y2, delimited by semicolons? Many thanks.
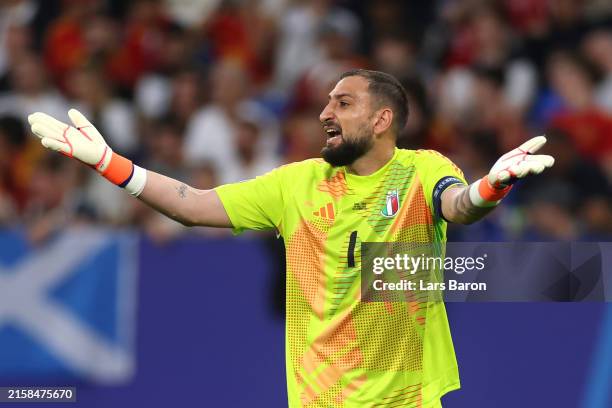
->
22;153;81;244
65;67;138;156
582;28;612;113
166;69;205;128
0;52;68;121
104;0;169;92
205;0;276;85
42;0;101;88
282;112;327;163
183;59;279;184
143;117;187;181
542;51;612;165
372;33;418;83
273;0;360;94
0;115;30;221
0;1;36;92
134;26;197;120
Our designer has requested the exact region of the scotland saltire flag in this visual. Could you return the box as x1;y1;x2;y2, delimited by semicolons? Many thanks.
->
0;227;138;384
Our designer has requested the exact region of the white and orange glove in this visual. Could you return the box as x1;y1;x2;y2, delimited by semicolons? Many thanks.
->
28;109;147;196
470;136;555;207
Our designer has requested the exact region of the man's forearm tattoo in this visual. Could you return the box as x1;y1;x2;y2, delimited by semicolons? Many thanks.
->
176;183;188;198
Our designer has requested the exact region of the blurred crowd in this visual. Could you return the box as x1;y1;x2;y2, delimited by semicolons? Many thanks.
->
0;0;610;244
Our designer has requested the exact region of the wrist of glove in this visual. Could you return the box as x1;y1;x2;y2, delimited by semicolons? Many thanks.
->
469;135;555;208
28;109;147;196
101;152;147;195
469;176;513;207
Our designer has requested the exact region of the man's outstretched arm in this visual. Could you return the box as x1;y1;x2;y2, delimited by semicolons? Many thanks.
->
28;109;232;228
137;171;230;227
441;136;555;225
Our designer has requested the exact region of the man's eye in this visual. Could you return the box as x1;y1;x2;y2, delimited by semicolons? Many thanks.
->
339;101;349;107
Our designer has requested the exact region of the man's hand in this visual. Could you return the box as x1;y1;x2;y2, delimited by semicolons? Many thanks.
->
443;136;556;223
487;135;555;188
469;136;555;207
28;109;112;172
28;109;145;195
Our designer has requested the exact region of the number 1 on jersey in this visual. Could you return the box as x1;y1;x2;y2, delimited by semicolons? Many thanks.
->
347;231;357;268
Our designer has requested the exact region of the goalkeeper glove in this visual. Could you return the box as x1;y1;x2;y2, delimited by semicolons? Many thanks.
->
469;135;555;207
28;109;147;196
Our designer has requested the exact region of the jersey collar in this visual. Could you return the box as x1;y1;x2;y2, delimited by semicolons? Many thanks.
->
343;147;399;190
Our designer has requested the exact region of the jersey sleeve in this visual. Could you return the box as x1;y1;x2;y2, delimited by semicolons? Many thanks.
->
215;167;286;235
416;151;467;221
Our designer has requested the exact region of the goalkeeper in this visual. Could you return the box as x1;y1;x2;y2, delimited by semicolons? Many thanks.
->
28;69;553;408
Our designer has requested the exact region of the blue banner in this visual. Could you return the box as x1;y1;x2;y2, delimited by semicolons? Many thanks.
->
0;228;138;384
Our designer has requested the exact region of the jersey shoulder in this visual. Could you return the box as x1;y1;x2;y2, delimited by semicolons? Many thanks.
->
274;158;337;182
395;147;452;161
410;148;450;164
411;149;465;177
393;148;450;170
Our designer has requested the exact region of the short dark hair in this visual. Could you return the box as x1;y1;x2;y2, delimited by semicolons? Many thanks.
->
339;69;409;134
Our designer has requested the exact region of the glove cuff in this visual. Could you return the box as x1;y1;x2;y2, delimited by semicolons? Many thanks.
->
469;176;512;207
101;152;147;196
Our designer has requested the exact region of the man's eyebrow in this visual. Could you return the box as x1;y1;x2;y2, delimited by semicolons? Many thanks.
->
328;93;355;100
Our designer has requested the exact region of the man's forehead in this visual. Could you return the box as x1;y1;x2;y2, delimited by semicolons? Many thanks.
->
329;75;370;99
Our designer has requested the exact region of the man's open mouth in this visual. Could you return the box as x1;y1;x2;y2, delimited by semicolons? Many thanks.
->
325;127;343;146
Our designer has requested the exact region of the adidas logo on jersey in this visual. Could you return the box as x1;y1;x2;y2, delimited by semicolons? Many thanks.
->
313;202;335;220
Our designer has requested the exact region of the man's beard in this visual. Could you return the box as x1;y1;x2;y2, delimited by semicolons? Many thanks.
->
321;131;373;167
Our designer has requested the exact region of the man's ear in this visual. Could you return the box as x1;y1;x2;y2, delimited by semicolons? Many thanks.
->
373;108;394;136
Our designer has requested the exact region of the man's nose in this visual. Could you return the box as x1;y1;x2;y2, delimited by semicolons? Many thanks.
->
319;104;333;123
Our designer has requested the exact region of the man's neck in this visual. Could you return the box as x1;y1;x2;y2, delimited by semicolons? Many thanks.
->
346;143;395;176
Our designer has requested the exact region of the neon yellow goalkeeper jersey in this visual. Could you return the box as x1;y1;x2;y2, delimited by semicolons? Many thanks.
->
216;148;466;407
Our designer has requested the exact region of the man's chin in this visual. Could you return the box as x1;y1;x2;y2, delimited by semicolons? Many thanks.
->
321;133;373;167
321;145;357;167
